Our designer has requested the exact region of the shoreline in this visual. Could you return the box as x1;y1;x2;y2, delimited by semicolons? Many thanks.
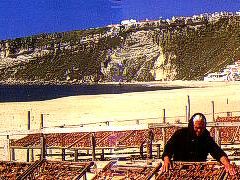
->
1;80;240;103
0;79;239;86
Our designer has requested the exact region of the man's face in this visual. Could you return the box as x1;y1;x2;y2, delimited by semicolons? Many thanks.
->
193;120;205;136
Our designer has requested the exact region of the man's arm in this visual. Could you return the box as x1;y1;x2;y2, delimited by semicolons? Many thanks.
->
161;130;180;160
207;134;237;176
220;156;237;176
161;130;180;172
161;155;172;172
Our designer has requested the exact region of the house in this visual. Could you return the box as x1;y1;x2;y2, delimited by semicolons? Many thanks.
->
121;19;137;25
204;72;228;82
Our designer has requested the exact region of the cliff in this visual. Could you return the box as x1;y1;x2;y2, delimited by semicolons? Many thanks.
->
0;12;240;84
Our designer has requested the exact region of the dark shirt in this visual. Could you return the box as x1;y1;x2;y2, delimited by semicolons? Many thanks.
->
162;127;227;162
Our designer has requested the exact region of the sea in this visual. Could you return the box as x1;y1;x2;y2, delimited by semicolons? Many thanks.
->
0;84;187;102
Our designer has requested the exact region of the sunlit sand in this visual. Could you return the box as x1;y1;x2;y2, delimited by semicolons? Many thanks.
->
0;80;240;161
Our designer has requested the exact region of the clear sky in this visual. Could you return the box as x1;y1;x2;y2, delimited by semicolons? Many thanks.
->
0;0;240;40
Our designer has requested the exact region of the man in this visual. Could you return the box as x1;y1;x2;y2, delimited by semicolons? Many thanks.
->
161;113;236;176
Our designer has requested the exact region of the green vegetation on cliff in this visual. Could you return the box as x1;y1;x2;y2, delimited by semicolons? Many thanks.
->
0;13;240;84
162;16;240;80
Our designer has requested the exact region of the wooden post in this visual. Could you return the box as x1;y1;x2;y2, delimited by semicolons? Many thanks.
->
40;134;46;160
162;109;166;147
4;135;11;161
30;148;34;162
28;111;31;130
212;101;215;122
146;129;153;159
26;148;33;162
27;111;31;162
187;95;190;121
40;114;44;129
162;109;166;123
62;148;66;161
26;149;30;162
157;144;161;159
212;101;218;143
140;143;144;159
27;111;31;130
136;119;139;125
91;133;96;161
101;149;105;160
7;135;10;161
215;127;221;146
74;149;78;162
11;148;15;161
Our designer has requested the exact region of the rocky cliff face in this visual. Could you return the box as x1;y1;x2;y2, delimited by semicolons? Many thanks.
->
0;13;240;84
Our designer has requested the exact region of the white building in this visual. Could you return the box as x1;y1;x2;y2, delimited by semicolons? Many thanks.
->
121;19;137;25
204;72;228;82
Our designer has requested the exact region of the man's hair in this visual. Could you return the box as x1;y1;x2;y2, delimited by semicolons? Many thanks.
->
191;113;206;122
193;114;206;123
188;113;207;129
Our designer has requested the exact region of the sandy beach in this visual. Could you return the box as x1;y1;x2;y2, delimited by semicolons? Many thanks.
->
0;80;240;161
0;81;240;130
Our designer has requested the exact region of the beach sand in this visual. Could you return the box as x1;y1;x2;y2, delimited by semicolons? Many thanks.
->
0;80;240;161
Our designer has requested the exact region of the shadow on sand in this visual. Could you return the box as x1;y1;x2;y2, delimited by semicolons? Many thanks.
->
0;84;190;102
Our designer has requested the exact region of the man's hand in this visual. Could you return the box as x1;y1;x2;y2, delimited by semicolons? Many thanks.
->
220;156;237;176
161;156;172;173
225;163;237;176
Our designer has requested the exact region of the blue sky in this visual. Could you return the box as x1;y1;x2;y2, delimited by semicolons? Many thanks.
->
0;0;239;40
